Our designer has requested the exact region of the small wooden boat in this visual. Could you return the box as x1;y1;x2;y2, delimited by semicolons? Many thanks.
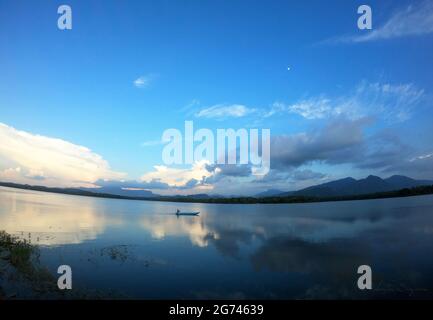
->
175;211;199;216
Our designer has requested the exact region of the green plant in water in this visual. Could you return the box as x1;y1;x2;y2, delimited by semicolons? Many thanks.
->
1;230;56;293
0;230;34;274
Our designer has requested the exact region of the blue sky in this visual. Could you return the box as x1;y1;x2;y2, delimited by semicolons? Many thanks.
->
1;0;433;195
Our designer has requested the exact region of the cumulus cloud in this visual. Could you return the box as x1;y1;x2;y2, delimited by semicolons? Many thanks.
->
205;164;252;177
139;162;260;195
0;167;22;181
270;117;370;169
140;160;213;194
201;164;253;185
269;119;433;181
195;104;255;119
0;123;124;187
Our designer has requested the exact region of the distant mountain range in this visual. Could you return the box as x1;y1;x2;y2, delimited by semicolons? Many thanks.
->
1;175;433;204
256;175;433;198
255;189;287;197
78;186;227;200
79;186;155;198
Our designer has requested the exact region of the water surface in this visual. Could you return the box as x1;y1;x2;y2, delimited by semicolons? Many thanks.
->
1;186;433;299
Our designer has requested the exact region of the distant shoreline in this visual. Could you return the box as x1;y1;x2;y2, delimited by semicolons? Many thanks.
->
1;181;433;205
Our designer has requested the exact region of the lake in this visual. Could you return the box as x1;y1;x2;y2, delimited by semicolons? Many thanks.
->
1;186;433;299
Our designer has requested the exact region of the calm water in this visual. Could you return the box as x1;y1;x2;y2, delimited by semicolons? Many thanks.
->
1;186;433;299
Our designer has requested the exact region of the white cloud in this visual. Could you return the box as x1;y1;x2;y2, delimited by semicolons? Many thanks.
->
355;82;425;122
0;123;125;187
287;98;335;120
330;1;433;43
179;99;201;113
190;82;424;123
133;75;153;88
140;160;213;195
410;152;433;162
195;104;255;119
266;81;424;122
0;167;22;180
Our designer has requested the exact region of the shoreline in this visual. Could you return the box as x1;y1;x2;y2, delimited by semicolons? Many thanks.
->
1;181;433;205
0;231;121;299
0;230;59;299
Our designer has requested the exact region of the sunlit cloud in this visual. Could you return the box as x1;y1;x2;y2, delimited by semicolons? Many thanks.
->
140;160;214;195
0;122;125;187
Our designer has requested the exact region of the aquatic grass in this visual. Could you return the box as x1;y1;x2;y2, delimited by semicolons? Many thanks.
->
0;230;35;274
1;231;117;299
0;230;57;294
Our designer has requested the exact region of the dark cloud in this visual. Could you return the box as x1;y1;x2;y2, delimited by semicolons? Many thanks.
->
177;178;200;189
290;169;326;181
384;153;433;178
205;164;252;177
268;116;433;181
347;129;433;178
202;164;252;185
252;169;290;184
252;168;326;185
270;117;370;169
354;130;413;170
